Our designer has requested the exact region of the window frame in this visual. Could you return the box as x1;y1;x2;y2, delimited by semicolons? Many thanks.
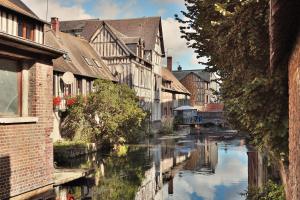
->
0;63;22;117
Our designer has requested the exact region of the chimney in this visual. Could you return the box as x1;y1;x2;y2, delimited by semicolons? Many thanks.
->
51;17;60;34
167;56;172;71
178;65;182;71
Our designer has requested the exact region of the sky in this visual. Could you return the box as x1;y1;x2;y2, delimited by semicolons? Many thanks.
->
23;0;205;70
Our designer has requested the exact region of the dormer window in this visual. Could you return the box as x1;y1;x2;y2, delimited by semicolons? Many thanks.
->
83;56;94;66
93;59;101;68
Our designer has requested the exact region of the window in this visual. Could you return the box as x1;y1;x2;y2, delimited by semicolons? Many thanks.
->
17;17;23;37
0;59;21;116
17;17;36;41
26;23;33;40
93;59;101;68
83;56;94;66
77;78;82;95
86;81;92;94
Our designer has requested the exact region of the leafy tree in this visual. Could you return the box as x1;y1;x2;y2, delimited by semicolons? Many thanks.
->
61;79;147;145
176;0;288;158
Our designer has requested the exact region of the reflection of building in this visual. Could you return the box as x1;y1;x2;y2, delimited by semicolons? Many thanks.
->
247;151;268;189
135;163;157;200
184;138;218;174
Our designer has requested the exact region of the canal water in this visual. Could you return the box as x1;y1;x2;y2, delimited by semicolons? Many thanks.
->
54;134;260;200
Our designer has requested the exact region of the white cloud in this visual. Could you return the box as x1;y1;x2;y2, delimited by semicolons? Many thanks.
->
162;18;188;57
162;17;200;67
22;0;93;21
160;144;248;200
93;0;138;19
153;0;184;4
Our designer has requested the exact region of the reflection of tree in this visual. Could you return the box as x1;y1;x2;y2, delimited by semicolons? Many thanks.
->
93;146;153;200
184;139;218;175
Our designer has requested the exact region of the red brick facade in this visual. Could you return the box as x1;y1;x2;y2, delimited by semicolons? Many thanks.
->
0;62;54;199
288;35;300;200
180;73;209;110
181;74;198;106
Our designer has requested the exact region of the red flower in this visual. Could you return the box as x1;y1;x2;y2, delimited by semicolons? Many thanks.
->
66;97;77;106
53;96;61;106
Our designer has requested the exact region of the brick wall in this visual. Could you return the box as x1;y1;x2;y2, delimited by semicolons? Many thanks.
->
288;34;300;200
0;62;54;199
181;74;198;107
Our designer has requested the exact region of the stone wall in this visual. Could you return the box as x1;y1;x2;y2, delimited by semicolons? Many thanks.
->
0;62;54;199
288;34;300;200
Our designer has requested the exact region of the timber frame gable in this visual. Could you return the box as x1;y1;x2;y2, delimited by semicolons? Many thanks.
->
157;19;165;58
89;21;151;68
90;22;132;58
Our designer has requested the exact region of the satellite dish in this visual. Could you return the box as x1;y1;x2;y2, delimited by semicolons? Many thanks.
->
62;71;74;84
115;65;124;74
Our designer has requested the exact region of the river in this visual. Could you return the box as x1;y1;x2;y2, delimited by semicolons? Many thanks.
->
54;133;267;200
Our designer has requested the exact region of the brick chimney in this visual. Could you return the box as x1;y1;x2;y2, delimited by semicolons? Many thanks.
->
167;56;172;71
51;17;59;34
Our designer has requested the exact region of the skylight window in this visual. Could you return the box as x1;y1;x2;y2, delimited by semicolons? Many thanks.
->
83;56;94;66
93;59;101;68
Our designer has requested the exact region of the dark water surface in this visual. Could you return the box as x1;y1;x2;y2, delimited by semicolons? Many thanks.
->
55;134;254;200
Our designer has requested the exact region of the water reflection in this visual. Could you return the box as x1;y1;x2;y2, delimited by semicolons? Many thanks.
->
54;136;256;200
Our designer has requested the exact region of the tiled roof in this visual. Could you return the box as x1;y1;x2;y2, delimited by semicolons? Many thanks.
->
0;0;40;21
44;26;117;82
60;19;99;32
172;69;211;82
60;16;165;55
161;67;190;95
105;17;164;54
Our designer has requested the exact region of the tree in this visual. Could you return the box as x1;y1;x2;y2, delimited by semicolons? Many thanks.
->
176;0;288;158
61;79;147;145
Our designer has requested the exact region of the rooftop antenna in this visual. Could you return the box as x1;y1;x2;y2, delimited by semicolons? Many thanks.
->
46;0;49;21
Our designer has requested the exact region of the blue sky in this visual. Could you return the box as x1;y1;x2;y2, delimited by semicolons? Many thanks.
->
24;0;205;70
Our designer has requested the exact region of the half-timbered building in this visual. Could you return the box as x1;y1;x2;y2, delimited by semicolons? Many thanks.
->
60;17;166;121
45;18;117;141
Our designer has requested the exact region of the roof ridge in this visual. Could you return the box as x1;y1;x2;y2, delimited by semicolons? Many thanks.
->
104;16;161;21
60;19;99;23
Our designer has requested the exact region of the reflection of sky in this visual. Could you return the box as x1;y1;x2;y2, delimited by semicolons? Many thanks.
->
161;140;248;200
